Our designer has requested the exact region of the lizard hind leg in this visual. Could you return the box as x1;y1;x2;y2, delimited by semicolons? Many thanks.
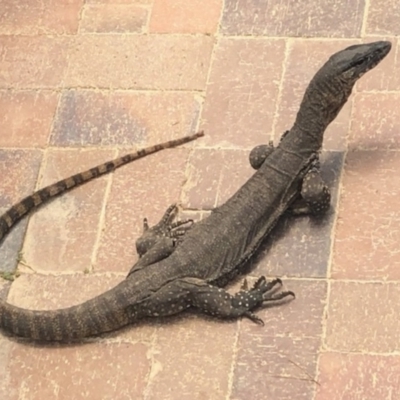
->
187;276;294;324
134;276;294;323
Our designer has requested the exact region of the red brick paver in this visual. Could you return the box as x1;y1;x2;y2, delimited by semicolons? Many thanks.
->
0;1;399;399
81;3;149;33
332;151;400;280
65;35;213;89
0;90;58;147
316;352;400;399
149;0;222;34
0;0;83;35
221;0;364;37
201;38;286;148
366;0;400;36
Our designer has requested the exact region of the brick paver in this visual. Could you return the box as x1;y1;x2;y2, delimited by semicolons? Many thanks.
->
149;0;221;34
65;35;213;89
0;36;70;88
0;1;399;399
316;352;400;399
332;151;400;280
221;0;364;37
0;90;58;147
0;0;83;35
201;38;286;147
81;3;149;33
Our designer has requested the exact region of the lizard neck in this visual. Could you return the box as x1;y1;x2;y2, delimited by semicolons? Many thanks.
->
282;77;351;154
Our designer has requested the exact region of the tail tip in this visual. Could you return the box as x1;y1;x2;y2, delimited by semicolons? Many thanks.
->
194;130;205;139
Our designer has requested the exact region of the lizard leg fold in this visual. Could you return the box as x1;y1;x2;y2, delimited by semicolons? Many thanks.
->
289;159;331;216
249;131;290;170
130;276;294;323
249;142;275;170
127;236;176;277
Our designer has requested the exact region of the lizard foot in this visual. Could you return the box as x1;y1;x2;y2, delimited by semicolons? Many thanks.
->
240;276;295;325
136;204;193;257
253;276;294;302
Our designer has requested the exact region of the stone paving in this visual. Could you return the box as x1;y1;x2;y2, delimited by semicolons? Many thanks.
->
0;1;399;399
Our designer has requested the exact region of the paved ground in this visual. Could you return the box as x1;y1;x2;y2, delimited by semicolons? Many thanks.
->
0;0;399;399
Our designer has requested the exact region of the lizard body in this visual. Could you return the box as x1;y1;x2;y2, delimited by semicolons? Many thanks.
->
0;41;391;341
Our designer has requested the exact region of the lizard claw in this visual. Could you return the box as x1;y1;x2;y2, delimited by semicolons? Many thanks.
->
263;290;295;302
252;277;282;293
241;279;249;291
243;311;264;326
169;219;193;230
168;220;193;239
252;276;267;289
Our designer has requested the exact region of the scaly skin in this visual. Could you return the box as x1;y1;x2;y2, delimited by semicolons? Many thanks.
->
0;132;204;341
0;41;391;342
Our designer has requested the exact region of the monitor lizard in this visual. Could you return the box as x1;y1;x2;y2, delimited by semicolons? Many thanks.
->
0;41;391;341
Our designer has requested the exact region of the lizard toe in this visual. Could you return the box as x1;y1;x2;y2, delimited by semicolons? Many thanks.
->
243;311;264;326
262;290;295;302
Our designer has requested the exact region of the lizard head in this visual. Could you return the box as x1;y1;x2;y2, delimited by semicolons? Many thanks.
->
290;41;391;151
312;41;391;121
326;41;391;84
315;41;391;126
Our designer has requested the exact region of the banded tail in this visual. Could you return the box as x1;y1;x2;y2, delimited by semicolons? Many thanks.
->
0;131;203;341
0;131;204;244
